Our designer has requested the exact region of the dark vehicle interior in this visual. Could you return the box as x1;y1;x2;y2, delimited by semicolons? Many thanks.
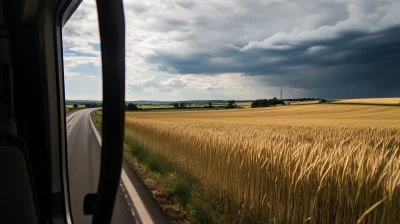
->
0;0;125;223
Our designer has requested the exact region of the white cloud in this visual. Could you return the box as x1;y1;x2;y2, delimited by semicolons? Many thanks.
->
306;46;329;55
240;0;400;51
126;76;158;88
160;77;187;88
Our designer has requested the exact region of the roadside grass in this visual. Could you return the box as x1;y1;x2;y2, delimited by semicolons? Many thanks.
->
92;110;220;223
92;110;102;130
124;133;223;223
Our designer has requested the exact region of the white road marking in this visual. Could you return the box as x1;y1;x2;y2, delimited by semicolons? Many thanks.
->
89;113;154;224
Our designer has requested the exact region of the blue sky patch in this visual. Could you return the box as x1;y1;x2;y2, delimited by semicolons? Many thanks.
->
70;63;102;76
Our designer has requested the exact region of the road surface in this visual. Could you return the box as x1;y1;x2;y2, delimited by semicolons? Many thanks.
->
66;109;168;224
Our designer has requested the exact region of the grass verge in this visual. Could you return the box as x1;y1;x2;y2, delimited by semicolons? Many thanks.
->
91;110;221;223
91;109;102;130
124;134;223;223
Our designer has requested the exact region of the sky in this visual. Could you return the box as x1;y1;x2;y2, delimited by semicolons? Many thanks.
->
63;0;400;101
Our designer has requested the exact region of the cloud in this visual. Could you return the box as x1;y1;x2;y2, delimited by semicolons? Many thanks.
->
126;76;187;93
176;0;196;9
160;77;187;88
142;0;400;98
63;0;400;100
126;76;159;89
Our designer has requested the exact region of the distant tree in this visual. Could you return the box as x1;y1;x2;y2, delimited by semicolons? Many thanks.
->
73;104;78;108
174;103;179;108
250;98;285;108
226;100;237;109
208;102;212;108
127;103;141;110
179;103;186;108
251;100;259;108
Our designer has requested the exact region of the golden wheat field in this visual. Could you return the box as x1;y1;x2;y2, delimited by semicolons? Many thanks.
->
335;98;400;105
124;104;400;223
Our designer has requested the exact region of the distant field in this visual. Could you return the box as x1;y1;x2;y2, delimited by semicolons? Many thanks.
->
139;105;172;109
66;104;85;108
334;97;400;105
65;104;85;116
139;103;214;109
235;101;252;108
285;100;320;105
137;102;251;110
125;104;400;223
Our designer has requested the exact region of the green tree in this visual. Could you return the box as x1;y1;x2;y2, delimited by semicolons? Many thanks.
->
251;100;259;108
73;104;78;108
227;100;237;108
127;103;140;110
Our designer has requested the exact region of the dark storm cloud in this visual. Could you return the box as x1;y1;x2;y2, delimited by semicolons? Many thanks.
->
149;26;400;70
147;22;400;98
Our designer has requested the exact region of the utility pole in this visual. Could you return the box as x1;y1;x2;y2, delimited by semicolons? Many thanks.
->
280;89;283;101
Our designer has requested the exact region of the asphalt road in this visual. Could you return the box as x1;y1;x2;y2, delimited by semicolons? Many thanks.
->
66;109;136;224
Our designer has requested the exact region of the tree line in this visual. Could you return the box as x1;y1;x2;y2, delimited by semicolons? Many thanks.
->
85;102;102;108
126;103;142;111
251;97;285;108
173;103;187;109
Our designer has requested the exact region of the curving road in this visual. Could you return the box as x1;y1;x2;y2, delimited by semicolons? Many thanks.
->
66;109;168;224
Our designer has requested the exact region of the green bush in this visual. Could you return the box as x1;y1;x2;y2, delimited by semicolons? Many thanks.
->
192;203;213;224
175;180;191;207
125;135;148;162
147;156;167;174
